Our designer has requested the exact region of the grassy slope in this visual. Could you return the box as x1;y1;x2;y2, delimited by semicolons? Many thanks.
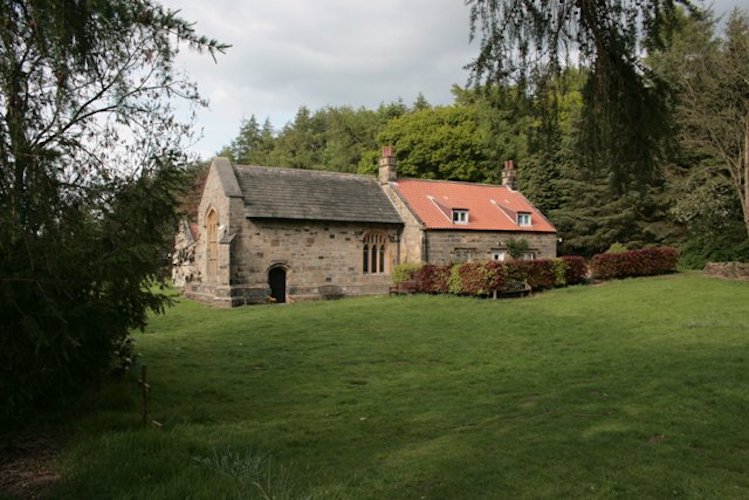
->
54;274;749;499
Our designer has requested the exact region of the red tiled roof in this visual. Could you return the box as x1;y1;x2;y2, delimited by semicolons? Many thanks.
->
391;178;556;232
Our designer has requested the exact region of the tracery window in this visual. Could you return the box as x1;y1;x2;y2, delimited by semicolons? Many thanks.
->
206;208;219;279
363;232;388;274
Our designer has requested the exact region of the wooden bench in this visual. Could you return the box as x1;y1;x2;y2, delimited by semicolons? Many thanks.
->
493;279;532;299
389;280;418;296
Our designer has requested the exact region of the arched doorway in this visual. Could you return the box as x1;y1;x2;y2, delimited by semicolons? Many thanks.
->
268;267;286;304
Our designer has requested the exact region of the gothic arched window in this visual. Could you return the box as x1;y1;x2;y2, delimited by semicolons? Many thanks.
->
363;232;388;274
206;208;219;279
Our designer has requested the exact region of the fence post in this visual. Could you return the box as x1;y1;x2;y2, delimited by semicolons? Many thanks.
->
138;365;149;427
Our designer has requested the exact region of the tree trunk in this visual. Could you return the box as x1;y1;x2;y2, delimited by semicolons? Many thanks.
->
744;114;749;239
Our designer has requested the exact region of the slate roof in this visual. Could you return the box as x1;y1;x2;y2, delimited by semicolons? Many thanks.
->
234;164;403;224
391;178;556;232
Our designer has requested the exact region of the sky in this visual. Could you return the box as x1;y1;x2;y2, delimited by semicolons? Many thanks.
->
160;0;745;160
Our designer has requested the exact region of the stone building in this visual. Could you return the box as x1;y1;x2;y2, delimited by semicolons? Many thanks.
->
179;148;557;306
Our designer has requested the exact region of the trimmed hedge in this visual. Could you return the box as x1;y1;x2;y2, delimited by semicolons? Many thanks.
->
561;256;587;284
590;247;679;280
402;257;589;297
395;249;678;299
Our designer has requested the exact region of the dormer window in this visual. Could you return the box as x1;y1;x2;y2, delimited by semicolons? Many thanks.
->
517;212;531;227
452;209;469;225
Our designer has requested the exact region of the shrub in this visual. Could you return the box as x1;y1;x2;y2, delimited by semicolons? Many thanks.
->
413;264;452;293
506;238;530;259
502;260;557;290
485;260;505;291
606;242;629;253
560;256;588;284
590;247;679;280
457;261;496;295
551;259;567;287
393;263;421;285
413;264;436;292
407;256;590;297
432;265;452;293
448;264;463;294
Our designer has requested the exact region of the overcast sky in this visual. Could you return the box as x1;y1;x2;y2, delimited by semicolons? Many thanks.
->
160;0;745;160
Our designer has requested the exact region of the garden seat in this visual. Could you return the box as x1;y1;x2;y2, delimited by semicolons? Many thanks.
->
494;279;532;299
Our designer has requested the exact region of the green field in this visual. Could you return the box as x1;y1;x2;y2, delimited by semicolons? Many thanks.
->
52;274;749;498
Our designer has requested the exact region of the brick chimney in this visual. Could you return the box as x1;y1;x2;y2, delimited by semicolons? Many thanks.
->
379;145;397;185
501;160;516;189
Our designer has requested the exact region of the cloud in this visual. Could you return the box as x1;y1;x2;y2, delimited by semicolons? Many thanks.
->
160;0;476;158
162;0;746;159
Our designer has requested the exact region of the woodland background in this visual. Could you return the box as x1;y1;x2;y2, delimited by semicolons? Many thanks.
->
185;9;749;267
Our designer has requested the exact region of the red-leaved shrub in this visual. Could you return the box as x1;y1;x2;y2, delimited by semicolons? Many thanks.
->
561;255;587;284
590;247;679;280
413;264;453;293
404;255;591;296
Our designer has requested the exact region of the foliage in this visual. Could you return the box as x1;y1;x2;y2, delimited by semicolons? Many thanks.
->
560;255;588;285
551;258;567;286
192;446;304;499
551;168;674;257
447;264;463;294
465;0;684;189
0;0;226;424
677;228;749;269
223;115;276;166
431;265;452;294
662;10;749;239
50;275;749;498
456;261;496;295
606;242;629;253
212;8;749;264
408;257;586;296
590;247;679;280
377;105;494;182
505;238;530;259
221;102;408;173
507;260;558;290
392;263;422;285
649;8;749;262
412;264;453;294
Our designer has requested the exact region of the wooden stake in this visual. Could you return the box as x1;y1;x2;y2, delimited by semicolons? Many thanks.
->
138;365;150;427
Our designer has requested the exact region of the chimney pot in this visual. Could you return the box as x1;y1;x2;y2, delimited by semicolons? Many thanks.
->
501;159;516;189
379;145;397;184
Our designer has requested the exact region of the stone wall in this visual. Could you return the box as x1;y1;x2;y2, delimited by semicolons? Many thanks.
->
381;183;424;264
227;219;401;305
703;261;749;280
424;230;557;265
184;159;245;306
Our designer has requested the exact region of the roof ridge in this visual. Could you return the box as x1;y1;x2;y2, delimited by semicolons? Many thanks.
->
396;177;509;189
235;164;375;181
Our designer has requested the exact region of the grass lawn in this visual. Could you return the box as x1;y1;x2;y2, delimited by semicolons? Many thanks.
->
50;273;749;498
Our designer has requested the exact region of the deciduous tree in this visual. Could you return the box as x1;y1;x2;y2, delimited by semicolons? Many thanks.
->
668;10;749;239
465;0;686;189
0;0;226;422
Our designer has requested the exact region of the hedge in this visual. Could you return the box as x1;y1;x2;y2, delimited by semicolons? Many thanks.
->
560;255;587;284
590;247;679;280
400;257;589;297
394;249;678;298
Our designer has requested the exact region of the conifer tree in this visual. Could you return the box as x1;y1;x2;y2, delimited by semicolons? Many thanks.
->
0;0;226;422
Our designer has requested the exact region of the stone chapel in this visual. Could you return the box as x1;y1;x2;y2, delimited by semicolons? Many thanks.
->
174;147;557;306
